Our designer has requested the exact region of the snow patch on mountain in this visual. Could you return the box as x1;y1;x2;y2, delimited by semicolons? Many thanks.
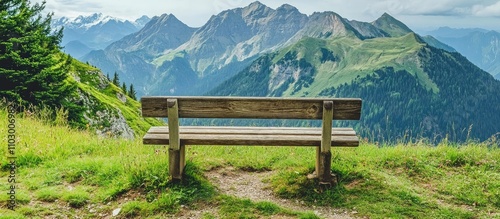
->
52;13;149;30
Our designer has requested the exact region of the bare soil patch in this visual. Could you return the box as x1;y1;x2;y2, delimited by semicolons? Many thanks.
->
205;166;357;219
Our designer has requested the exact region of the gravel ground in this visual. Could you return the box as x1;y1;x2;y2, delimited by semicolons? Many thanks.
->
203;166;357;219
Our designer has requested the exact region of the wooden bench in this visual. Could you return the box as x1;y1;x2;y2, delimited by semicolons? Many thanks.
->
141;96;362;184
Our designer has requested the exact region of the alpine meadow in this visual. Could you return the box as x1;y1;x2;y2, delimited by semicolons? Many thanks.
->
1;0;499;218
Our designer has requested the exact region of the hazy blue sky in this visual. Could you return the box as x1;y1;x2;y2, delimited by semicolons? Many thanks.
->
34;0;500;32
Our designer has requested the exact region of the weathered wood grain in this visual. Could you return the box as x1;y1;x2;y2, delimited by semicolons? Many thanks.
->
143;132;359;146
147;126;356;136
168;145;185;180
150;126;355;130
319;101;334;184
321;101;333;153
167;99;180;150
141;96;362;120
318;151;332;184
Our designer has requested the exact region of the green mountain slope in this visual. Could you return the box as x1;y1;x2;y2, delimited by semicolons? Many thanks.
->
67;58;162;137
210;34;436;96
208;33;500;142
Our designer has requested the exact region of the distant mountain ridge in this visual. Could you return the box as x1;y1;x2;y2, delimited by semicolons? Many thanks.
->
425;27;500;79
52;13;150;57
81;1;450;96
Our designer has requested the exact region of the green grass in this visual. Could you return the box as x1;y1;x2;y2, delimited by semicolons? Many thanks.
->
35;186;62;202
1;106;499;218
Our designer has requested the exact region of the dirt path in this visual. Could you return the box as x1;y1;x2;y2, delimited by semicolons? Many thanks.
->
202;166;356;219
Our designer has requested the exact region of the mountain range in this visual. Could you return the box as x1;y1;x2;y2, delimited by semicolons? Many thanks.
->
52;13;150;58
75;1;499;142
81;2;450;96
424;27;500;80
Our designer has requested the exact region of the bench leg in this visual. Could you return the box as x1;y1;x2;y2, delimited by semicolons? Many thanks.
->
316;146;332;185
169;144;186;180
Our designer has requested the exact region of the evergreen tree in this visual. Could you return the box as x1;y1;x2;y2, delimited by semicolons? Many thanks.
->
112;72;119;86
106;73;110;81
121;82;127;95
128;84;136;100
0;0;76;109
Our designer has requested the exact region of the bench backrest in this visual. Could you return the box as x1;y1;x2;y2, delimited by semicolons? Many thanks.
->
141;96;362;120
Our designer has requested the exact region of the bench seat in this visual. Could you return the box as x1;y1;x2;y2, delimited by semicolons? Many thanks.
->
141;96;362;183
144;126;359;147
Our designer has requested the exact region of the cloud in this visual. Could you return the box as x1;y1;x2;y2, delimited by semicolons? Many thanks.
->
364;0;500;17
473;1;500;17
33;0;500;31
36;0;104;18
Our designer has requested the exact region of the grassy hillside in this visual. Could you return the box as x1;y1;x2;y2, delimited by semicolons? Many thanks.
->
1;106;499;218
67;57;162;137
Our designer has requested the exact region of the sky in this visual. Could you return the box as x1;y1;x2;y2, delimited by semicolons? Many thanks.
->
33;0;500;33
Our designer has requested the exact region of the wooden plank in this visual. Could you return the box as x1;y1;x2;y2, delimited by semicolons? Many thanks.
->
168;144;185;180
318;151;332;185
147;126;356;136
319;101;333;184
321;101;333;152
143;133;359;146
167;99;180;150
315;146;320;179
141;96;362;120
149;126;355;132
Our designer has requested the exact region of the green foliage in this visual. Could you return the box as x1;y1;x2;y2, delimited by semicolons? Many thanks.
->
128;83;137;100
112;71;119;86
0;0;75;108
0;1;87;128
121;82;127;95
61;188;90;208
36;187;62;202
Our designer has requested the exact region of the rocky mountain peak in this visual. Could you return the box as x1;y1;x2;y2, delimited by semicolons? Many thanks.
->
242;1;274;20
347;20;390;39
156;14;183;26
75;13;104;23
244;1;268;12
137;13;193;38
276;3;299;12
115;13;195;52
289;11;362;40
134;15;151;28
372;12;413;37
